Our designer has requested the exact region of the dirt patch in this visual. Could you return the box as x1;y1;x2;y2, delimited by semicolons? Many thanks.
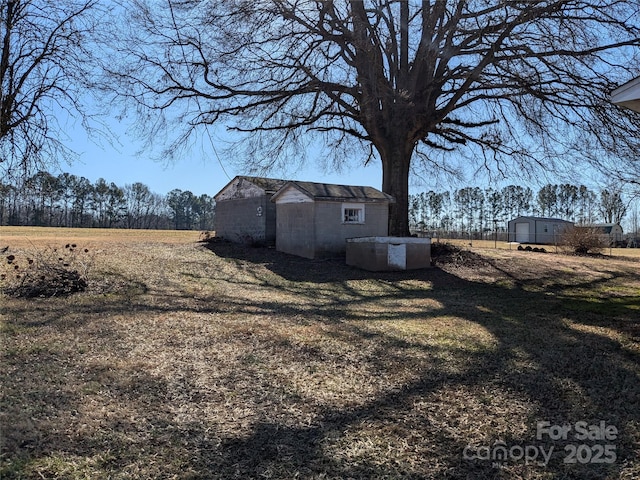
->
431;241;490;270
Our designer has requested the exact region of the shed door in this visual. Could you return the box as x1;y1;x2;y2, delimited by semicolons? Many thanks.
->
388;243;406;270
515;222;530;243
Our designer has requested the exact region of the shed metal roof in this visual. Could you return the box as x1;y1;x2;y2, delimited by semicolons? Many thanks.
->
508;216;572;223
235;176;288;193
272;181;395;203
576;223;623;234
214;175;288;201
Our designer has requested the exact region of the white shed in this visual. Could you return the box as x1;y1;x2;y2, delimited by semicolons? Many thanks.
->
591;223;624;245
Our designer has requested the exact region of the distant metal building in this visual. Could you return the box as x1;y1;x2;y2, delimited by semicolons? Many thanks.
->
507;216;573;244
213;176;286;245
271;181;395;259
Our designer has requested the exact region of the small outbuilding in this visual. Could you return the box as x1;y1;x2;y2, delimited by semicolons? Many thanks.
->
611;76;640;113
271;181;395;259
214;176;287;245
507;216;573;244
585;223;624;246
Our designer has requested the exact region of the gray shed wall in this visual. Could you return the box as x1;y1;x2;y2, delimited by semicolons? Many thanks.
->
313;202;388;256
276;203;316;258
275;201;389;259
215;196;276;244
264;200;277;242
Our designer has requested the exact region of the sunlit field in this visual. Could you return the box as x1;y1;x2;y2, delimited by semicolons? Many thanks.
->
0;226;202;247
1;227;639;479
439;237;640;257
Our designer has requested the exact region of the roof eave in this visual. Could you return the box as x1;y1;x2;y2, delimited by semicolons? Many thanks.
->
611;76;640;113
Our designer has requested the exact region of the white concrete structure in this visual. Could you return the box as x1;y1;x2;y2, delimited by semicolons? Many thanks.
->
346;237;431;271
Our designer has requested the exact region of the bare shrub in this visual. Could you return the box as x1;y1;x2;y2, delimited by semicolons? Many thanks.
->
561;226;606;255
1;244;92;298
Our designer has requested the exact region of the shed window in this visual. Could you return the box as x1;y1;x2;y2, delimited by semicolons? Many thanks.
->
342;203;365;224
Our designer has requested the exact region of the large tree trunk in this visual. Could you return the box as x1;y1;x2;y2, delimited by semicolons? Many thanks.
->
381;144;412;237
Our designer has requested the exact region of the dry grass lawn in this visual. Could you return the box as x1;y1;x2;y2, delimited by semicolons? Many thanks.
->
1;227;639;479
441;238;640;258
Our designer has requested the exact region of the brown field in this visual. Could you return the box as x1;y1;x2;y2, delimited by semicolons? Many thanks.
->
0;226;203;247
440;237;640;257
1;227;639;479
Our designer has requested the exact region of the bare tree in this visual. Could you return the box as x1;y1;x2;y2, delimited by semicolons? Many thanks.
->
0;0;101;179
105;0;640;235
599;188;627;224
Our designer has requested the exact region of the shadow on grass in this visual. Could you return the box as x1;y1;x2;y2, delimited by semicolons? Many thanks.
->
1;241;638;479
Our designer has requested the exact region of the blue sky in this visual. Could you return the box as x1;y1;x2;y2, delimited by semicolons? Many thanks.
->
54;115;385;198
51;100;612;201
54;118;608;200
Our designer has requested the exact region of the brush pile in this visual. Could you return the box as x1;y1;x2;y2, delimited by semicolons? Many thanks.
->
1;243;91;298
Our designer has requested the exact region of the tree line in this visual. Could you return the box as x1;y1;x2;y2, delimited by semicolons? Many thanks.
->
2;1;639;237
409;184;633;238
0;171;214;230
